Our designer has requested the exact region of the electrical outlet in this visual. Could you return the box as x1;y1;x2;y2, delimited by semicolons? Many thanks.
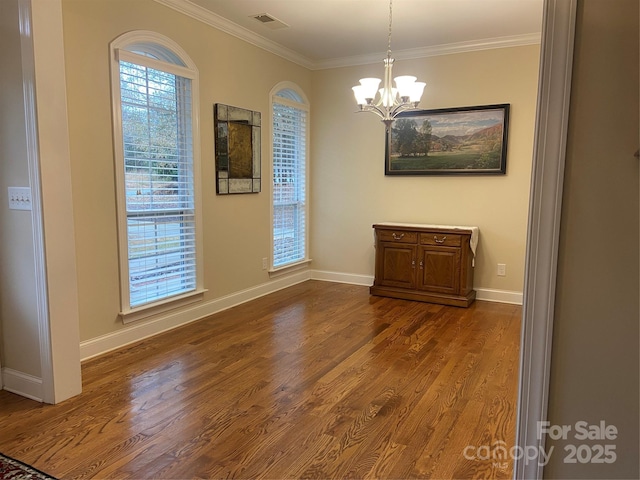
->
8;187;32;211
497;263;506;277
262;257;268;270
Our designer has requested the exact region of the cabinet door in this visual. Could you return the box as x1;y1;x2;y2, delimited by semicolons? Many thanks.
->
376;242;417;289
417;246;461;295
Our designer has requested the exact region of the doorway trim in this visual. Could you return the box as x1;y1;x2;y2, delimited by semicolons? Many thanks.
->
14;0;82;404
514;0;577;478
17;0;54;404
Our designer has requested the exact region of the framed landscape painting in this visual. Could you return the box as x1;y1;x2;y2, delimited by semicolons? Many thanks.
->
385;104;510;175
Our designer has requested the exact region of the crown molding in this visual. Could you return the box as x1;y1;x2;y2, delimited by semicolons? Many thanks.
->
154;0;541;71
316;33;542;69
154;0;315;69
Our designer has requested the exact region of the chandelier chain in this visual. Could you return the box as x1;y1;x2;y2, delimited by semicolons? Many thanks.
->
387;0;393;58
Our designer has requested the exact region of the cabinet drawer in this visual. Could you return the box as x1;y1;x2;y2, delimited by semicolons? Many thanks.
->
420;233;462;247
377;230;418;244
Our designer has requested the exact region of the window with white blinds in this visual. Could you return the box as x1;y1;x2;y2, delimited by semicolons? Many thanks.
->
272;88;308;268
111;32;202;316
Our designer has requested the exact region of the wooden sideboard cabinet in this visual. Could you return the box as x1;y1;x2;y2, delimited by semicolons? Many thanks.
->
370;223;477;307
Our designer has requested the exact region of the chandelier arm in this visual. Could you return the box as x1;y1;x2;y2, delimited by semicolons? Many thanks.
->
391;103;418;117
389;105;402;118
357;105;386;120
351;0;424;125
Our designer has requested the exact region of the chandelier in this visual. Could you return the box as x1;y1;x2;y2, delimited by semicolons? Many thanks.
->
351;0;426;126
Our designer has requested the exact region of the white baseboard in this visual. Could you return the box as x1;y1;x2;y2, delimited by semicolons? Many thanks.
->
2;368;43;402
475;287;523;305
79;270;522;361
80;270;311;361
310;271;523;305
311;270;374;286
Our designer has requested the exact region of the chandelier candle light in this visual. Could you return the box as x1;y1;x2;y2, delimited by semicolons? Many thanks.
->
352;0;426;127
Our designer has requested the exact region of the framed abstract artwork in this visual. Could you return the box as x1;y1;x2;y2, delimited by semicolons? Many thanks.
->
214;103;261;194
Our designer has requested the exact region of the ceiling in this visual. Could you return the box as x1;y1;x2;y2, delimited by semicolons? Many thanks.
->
159;0;544;69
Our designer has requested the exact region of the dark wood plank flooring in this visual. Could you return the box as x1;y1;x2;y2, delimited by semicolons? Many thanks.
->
0;280;521;479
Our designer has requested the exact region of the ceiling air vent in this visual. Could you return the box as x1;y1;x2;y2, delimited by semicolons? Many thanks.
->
249;13;289;30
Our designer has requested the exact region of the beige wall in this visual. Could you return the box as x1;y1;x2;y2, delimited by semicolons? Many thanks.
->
0;0;42;378
310;46;540;294
61;0;312;341
62;0;539;343
545;0;639;478
48;0;545;408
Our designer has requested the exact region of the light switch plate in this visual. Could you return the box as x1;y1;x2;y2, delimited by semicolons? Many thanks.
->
8;187;32;211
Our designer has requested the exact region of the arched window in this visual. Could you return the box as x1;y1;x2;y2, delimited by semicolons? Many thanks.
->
270;83;310;269
110;31;203;321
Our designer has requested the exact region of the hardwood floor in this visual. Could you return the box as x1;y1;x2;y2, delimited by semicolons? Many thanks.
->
0;281;521;479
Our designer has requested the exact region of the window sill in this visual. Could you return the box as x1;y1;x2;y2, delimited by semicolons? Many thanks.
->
120;288;208;324
268;259;312;279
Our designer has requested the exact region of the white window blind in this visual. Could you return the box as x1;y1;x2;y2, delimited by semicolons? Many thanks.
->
119;59;196;307
272;98;307;267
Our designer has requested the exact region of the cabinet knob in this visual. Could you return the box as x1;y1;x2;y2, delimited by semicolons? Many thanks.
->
434;235;447;244
411;259;416;268
419;261;424;269
392;232;405;240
